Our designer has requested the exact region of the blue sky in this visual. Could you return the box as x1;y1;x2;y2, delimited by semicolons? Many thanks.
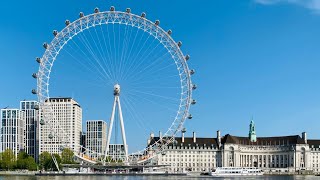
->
1;0;320;146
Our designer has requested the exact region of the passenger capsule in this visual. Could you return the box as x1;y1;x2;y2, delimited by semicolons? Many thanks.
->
43;43;48;49
177;41;182;48
141;12;146;18
191;99;196;105
155;20;160;26
34;104;39;110
192;84;197;90
79;12;84;18
94;7;99;13
182;128;186;133
32;73;37;79
65;20;70;26
31;89;37;95
48;133;54;139
53;30;58;37
188;114;193;119
167;29;172;36
126;8;131;13
189;69;195;75
185;55;190;61
40;119;45;125
36;57;41;63
110;6;115;11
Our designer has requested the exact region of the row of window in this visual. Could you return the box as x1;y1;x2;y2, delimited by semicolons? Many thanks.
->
162;158;215;162
164;154;216;158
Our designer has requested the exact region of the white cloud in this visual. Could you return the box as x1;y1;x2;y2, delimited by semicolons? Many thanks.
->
255;0;320;12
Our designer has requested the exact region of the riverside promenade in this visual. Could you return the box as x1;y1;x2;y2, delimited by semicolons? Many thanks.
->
0;171;37;176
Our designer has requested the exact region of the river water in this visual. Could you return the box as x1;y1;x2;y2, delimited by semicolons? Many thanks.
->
0;175;319;180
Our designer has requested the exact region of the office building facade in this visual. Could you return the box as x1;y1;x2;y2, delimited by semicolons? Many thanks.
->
86;120;107;160
39;98;82;155
0;109;25;157
20;100;39;160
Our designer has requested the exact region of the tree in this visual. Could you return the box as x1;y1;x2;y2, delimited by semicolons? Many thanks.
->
61;148;75;164
39;152;51;170
16;151;29;169
39;152;62;171
16;151;38;171
52;153;62;171
25;156;37;171
0;153;2;168
1;149;16;170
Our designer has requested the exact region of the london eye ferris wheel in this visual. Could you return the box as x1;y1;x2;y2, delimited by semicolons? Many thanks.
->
32;6;196;165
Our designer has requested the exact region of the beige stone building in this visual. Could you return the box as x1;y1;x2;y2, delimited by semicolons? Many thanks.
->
39;97;82;155
148;121;320;173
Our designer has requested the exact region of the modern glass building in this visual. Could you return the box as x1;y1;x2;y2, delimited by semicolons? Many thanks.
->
86;120;107;160
20;100;39;161
0;109;25;157
108;144;127;162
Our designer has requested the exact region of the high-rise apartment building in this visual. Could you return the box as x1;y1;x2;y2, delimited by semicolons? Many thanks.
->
20;100;39;161
80;132;86;153
86;120;107;159
39;98;82;155
0;109;25;157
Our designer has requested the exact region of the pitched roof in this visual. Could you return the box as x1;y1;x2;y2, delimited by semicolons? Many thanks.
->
222;134;305;145
174;137;218;147
149;137;218;148
148;134;313;148
307;139;320;148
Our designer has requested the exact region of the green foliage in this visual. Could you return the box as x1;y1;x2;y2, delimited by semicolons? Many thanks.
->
39;152;62;171
25;156;37;171
53;153;62;170
39;151;51;170
0;149;16;170
15;151;37;170
0;149;61;171
0;149;37;171
16;151;29;169
61;148;75;164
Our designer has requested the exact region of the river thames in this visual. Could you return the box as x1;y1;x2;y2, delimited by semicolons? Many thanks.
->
0;175;319;180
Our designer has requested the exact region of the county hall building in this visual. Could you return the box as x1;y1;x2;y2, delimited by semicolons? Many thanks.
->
147;121;320;173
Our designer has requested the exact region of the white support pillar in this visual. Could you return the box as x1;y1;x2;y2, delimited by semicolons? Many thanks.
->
104;96;117;161
117;96;128;162
104;84;128;163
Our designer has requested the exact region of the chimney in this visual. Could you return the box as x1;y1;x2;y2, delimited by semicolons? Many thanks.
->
217;130;221;148
147;132;154;146
182;128;186;143
302;132;307;144
159;131;162;139
182;131;185;143
193;132;196;143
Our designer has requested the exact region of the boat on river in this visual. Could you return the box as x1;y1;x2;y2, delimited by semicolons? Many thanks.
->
210;167;263;177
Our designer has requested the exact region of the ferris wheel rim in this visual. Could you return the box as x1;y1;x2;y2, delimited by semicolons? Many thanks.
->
36;8;193;163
